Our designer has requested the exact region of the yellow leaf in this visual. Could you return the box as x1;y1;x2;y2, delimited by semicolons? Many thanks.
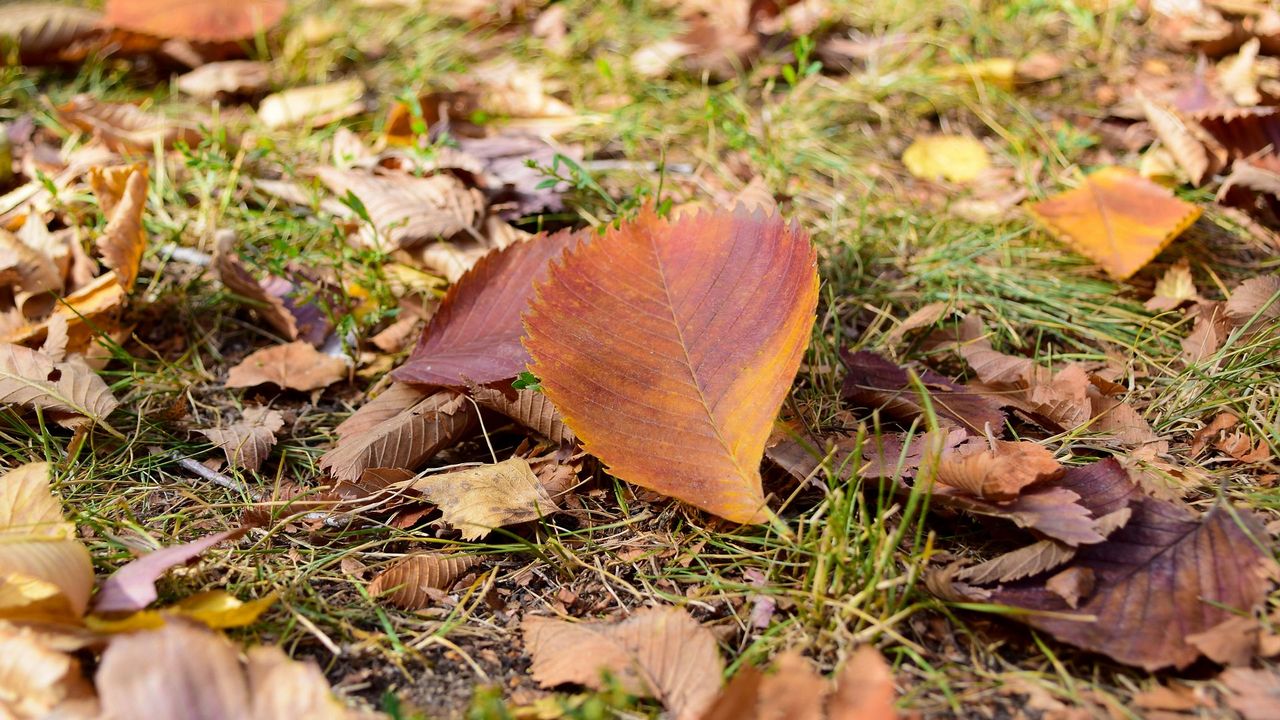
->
407;458;556;541
902;135;990;183
85;590;277;632
0;463;93;622
934;58;1016;90
1027;167;1202;280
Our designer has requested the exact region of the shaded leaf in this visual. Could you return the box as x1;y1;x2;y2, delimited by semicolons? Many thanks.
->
1226;275;1280;325
0;3;103;65
0;343;119;423
840;350;1006;435
89;163;148;291
93;527;248;614
176;61;272;100
316;167;484;250
394;229;584;386
902;135;990;183
467;382;575;444
1027;167;1202;280
0;463;93;621
225;341;347;391
700;648;899;720
367;553;481;610
525;208;819;524
1221;667;1280;720
319;389;478;481
827;646;899;720
953;540;1077;585
198;407;284;472
103;0;287;41
258;79;367;130
407;457;556;540
523;606;723;720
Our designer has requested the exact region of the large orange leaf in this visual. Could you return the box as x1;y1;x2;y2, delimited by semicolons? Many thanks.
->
1028;167;1202;280
103;0;287;42
524;208;818;524
394;229;584;386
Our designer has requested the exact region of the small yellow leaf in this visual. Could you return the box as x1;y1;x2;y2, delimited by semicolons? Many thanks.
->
902;135;990;183
934;58;1016;90
1028;167;1202;280
85;590;277;632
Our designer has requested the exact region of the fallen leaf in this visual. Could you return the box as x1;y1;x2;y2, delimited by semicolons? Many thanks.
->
213;230;325;343
523;606;724;720
1186;615;1260;667
315;167;485;250
1221;667;1280;720
730;176;776;214
466;382;575;445
0;621;97;718
0;227;61;296
95;621;362;720
885;302;949;345
1;271;126;351
1145;259;1200;311
1027;167;1203;280
828;646;898;720
525;208;818;524
0;3;103;65
1044;566;1094;609
933;57;1016;90
1190;411;1239;456
103;0;287;41
90;163;147;291
55;95;203;154
700;646;898;720
367;553;481;610
407;458;556;540
1181;300;1233;364
840;350;1006;435
953;540;1078;585
176;61;272;100
258;79;367;130
1225;275;1280;325
86;590;277;632
0;343;119;424
902;135;991;183
0;462;93;622
199;407;285;471
92;527;248;614
319;388;478;481
394;229;584;386
934;439;1062;500
225;341;347;391
1139;95;1222;185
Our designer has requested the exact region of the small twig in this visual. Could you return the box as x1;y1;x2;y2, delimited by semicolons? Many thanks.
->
173;454;248;494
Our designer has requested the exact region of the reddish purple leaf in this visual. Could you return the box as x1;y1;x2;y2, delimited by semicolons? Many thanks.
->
93;527;247;614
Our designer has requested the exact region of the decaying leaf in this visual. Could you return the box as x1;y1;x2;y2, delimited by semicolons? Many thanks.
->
258;79;367;130
523;606;724;720
1226;275;1280;325
55;95;203;154
1;271;126;350
525;208;819;524
934;439;1062;500
407;458;557;540
315;167;484;250
103;0;287;42
0;342;119;424
1186;615;1261;667
366;553;481;610
176;61;272;100
1027;167;1203;280
213;230;318;343
199;407;285;471
902;135;990;183
840;350;1006;435
225;341;347;391
0;462;94;622
0;227;60;296
319;388;478;481
90;163;147;291
96;621;363;720
1139;95;1222;186
394;229;584;386
1221;667;1280;720
467;382;575;445
93;527;248;614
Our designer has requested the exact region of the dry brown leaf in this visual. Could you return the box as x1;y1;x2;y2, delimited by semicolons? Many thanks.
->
885;302;949;345
1043;566;1094;609
840;350;1006;435
0;3;104;65
1027;167;1203;280
0;343;119;424
524;606;724;720
700;646;898;720
1191;411;1239;456
467;383;575;445
96;621;363;720
1139;95;1223;186
1221;667;1280;720
731;176;776;214
1226;275;1280;325
199;407;285;472
258;79;367;130
366;553;481;610
1186;616;1260;667
55;95;203;154
213;230;306;342
1;271;126;351
90;163;147;290
407;458;557;540
0;462;94;623
1182;301;1233;364
0;621;97;718
316;168;485;251
0;227;61;296
319;389;478;481
935;439;1062;500
176;61;272;100
1145;259;1200;312
225;341;347;391
827;646;898;720
953;540;1077;585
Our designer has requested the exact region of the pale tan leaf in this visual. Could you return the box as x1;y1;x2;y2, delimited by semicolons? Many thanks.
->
1222;667;1280;720
1139;95;1221;186
730;176;776;214
0;621;97;719
176;61;271;100
315;167;485;250
199;407;284;472
885;302;949;345
0;3;103;65
1145;259;1200;312
319;389;478;481
366;553;481;610
954;540;1077;585
90;163;147;290
523;606;724;720
258;80;367;130
55;95;203;154
0;463;94;621
467;383;575;445
1043;567;1094;609
245;645;359;720
408;458;557;540
1;272;126;352
225;341;347;391
935;439;1062;500
40;315;68;363
0;228;60;296
0;344;119;423
1186;616;1260;667
1225;275;1280;325
1181;301;1232;364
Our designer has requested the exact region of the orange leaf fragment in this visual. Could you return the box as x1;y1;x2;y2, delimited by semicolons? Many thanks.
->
524;208;818;524
1028;167;1202;280
103;0;287;42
